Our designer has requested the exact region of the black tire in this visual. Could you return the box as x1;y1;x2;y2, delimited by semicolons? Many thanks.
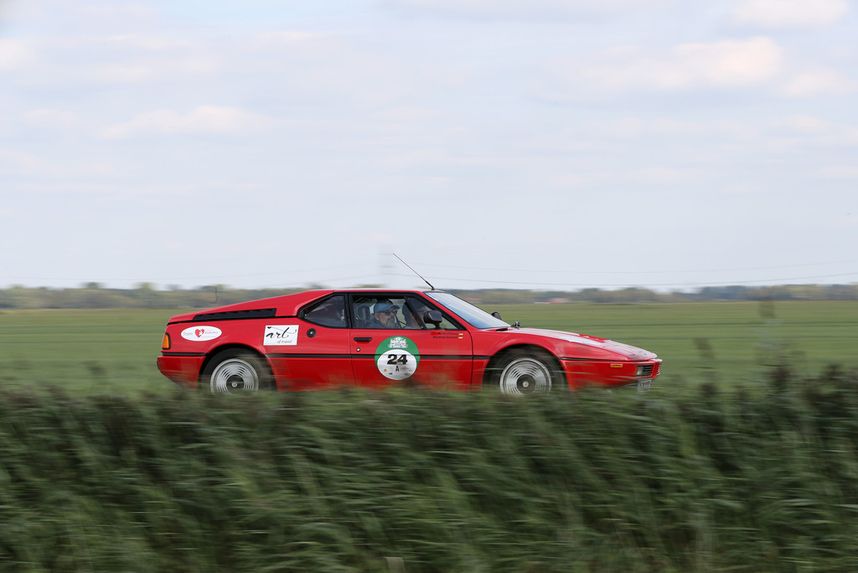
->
201;349;274;393
486;348;564;395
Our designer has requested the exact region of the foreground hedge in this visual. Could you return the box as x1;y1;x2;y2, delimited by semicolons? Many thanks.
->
1;369;858;572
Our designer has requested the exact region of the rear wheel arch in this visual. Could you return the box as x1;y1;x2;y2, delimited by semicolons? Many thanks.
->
200;344;275;391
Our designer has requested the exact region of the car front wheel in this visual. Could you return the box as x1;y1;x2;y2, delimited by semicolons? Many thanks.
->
202;350;273;393
489;349;563;395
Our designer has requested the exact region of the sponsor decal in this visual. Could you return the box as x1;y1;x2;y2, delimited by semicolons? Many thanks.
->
181;326;222;342
430;331;465;339
375;336;420;380
264;325;299;346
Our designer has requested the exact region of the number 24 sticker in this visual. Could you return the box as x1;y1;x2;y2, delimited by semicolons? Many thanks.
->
376;350;417;380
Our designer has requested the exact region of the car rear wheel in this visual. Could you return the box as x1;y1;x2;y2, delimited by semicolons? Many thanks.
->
489;349;564;396
203;349;273;394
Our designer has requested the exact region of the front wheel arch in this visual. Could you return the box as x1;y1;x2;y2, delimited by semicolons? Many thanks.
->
484;345;566;393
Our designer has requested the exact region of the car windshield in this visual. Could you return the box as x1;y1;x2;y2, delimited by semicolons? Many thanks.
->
426;292;509;329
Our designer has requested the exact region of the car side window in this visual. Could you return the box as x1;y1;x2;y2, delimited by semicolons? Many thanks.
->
350;295;460;330
406;296;460;330
303;295;347;328
352;295;421;330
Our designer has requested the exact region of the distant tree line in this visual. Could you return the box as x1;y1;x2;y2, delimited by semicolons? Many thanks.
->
459;284;858;304
1;282;857;309
0;283;302;309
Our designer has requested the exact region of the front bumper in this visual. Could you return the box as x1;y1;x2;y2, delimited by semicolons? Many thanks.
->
561;358;662;390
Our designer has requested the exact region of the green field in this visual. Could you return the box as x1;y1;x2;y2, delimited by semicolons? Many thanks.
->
1;301;857;393
497;300;858;387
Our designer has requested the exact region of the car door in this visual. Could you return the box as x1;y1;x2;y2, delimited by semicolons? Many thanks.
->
349;293;473;389
264;294;354;390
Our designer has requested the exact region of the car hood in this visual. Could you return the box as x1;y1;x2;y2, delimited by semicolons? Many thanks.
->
514;328;657;360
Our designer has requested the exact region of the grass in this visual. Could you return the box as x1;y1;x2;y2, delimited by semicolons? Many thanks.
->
495;300;858;388
1;301;857;394
3;370;858;572
0;308;176;394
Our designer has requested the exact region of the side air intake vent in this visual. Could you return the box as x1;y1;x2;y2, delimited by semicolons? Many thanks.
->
193;308;277;321
636;364;654;377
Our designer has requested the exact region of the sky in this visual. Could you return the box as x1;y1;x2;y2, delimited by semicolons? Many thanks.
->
1;0;857;291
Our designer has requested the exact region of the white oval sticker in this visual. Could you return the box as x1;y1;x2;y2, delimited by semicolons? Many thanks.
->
181;326;222;342
376;350;418;380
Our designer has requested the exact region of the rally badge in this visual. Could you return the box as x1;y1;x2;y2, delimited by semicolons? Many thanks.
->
375;336;420;380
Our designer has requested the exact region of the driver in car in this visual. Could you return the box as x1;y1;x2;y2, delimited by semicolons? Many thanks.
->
367;300;401;329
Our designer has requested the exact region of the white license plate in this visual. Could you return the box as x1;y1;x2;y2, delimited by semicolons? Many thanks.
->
636;379;653;392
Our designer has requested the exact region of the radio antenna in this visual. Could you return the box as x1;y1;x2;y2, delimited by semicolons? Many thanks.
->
392;253;436;290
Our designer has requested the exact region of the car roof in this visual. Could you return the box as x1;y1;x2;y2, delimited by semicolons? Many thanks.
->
168;288;449;322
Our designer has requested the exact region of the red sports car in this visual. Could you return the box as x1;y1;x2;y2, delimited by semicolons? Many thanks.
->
157;289;661;394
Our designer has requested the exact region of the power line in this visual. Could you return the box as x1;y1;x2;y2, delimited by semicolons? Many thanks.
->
413;260;858;275
398;271;858;289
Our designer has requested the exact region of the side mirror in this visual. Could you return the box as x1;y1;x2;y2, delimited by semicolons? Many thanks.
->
423;310;443;327
491;311;502;320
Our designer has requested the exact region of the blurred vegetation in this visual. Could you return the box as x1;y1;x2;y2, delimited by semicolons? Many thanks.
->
1;368;858;572
2;301;858;394
2;283;858;308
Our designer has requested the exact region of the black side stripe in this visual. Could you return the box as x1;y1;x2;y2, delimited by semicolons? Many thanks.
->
267;353;352;359
168;314;296;325
266;353;490;360
559;357;648;362
161;352;206;357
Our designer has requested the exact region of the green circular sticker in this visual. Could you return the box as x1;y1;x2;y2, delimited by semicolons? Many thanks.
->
375;336;420;380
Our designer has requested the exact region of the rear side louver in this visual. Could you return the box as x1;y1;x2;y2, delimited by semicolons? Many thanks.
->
193;308;277;321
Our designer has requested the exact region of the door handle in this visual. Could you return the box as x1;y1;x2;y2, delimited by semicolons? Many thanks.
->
354;336;372;343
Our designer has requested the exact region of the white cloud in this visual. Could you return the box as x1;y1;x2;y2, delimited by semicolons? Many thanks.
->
820;166;858;180
601;117;754;139
0;149;43;174
781;70;856;97
631;166;693;184
772;116;858;148
76;2;158;21
7;1;160;34
569;37;783;94
0;39;32;71
23;109;80;129
779;115;831;133
733;0;848;27
88;53;219;84
384;0;669;19
83;34;193;52
102;106;270;139
248;31;333;50
674;38;783;86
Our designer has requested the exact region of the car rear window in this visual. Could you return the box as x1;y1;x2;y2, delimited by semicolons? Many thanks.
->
303;295;347;328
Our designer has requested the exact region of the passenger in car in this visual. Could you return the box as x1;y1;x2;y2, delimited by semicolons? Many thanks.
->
366;300;401;329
